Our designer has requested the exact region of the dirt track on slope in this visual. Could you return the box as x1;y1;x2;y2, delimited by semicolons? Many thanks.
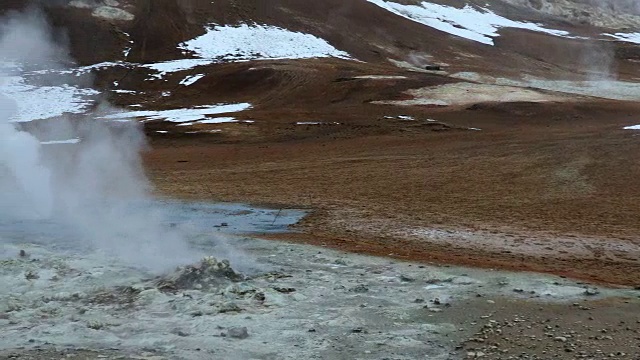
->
144;98;640;287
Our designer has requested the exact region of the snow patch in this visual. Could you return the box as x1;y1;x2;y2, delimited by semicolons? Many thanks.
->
102;103;252;124
177;117;239;126
180;74;205;86
0;74;99;123
185;130;223;134
182;24;352;62
135;24;351;79
366;0;573;45
141;59;211;79
296;121;341;125
354;75;408;80
112;89;137;94
604;32;640;44
623;125;640;130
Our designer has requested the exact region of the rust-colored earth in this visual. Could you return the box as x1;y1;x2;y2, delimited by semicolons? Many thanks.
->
144;97;640;288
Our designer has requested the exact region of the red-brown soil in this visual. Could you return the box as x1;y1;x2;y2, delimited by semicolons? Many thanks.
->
144;97;640;287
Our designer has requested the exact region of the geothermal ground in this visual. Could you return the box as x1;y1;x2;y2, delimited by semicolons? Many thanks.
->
3;0;640;359
2;203;640;360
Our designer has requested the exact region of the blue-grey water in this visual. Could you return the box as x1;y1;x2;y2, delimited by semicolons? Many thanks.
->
0;200;306;254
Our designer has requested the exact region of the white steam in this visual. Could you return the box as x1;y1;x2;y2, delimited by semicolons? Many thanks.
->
0;8;199;272
0;98;53;218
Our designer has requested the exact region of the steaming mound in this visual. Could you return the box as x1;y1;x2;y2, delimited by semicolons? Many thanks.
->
156;256;244;292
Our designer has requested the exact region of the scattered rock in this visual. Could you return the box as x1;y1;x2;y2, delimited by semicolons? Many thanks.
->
227;327;249;339
24;271;39;280
86;320;106;330
584;288;600;296
218;302;243;314
171;329;190;337
349;284;369;293
88;286;141;306
156;257;243;292
273;287;296;294
92;6;135;21
334;259;348;266
467;351;486;358
399;274;415;282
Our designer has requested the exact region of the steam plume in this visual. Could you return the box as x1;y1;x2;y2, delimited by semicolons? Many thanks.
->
0;7;198;272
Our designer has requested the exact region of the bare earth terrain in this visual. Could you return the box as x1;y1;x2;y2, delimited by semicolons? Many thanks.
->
144;97;640;287
3;0;640;358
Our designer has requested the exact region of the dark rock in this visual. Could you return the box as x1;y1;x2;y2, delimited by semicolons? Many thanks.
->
227;327;249;339
273;287;296;294
156;257;243;292
349;284;369;293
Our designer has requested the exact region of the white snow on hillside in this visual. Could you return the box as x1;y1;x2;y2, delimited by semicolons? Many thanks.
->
141;59;211;79
366;0;572;45
135;24;351;79
176;116;241;126
604;32;640;44
103;103;252;123
16;24;350;82
180;74;205;86
182;24;351;61
0;75;99;123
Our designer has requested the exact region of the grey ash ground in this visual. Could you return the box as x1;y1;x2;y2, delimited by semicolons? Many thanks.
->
1;229;640;359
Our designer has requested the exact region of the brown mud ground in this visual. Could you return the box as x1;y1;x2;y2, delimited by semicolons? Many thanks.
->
144;98;640;288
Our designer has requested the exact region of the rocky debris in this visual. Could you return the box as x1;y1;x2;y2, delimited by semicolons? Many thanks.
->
86;320;107;330
334;258;348;266
67;0;135;21
156;257;243;292
584;287;600;296
226;327;249;339
171;328;190;337
273;287;296;294
348;284;369;293
24;270;39;280
218;302;243;314
456;299;640;359
466;351;486;358
399;274;415;282
0;349;156;359
253;292;266;302
86;286;141;307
